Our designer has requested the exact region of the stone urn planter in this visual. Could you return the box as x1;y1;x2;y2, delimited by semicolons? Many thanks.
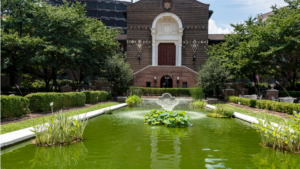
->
269;84;276;90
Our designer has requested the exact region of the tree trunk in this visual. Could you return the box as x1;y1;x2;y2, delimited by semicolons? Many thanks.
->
52;69;57;88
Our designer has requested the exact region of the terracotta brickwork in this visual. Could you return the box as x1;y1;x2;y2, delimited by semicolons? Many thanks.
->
127;0;209;73
133;66;198;88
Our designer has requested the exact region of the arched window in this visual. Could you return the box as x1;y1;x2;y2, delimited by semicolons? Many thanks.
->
62;73;69;80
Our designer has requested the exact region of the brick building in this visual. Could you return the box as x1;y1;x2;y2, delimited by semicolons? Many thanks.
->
121;0;223;88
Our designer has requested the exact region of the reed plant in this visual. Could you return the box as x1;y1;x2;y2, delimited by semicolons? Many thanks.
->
31;111;88;146
206;108;234;118
253;112;300;153
190;86;204;101
190;101;206;109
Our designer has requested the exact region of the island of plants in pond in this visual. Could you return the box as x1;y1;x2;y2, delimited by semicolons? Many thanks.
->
144;109;192;127
31;112;88;146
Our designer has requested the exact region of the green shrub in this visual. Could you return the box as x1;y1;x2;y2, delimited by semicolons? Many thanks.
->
128;87;191;96
207;108;234;118
279;91;300;97
190;86;204;101
126;95;143;107
26;93;65;112
227;96;257;107
83;91;109;104
144;109;192;127
1;95;30;118
63;92;86;108
190;101;207;109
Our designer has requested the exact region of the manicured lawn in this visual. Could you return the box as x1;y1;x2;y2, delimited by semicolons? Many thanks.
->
215;104;286;124
1;102;120;134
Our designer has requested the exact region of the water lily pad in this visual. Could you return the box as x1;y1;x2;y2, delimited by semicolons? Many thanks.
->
171;112;178;117
160;112;168;117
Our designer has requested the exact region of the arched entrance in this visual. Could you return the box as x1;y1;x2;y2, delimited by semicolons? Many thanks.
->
151;12;184;66
160;75;173;88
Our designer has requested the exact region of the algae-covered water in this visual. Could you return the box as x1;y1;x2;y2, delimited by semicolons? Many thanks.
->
1;106;300;169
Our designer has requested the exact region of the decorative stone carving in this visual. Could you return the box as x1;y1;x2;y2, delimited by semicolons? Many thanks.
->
164;2;171;9
156;16;179;35
191;40;199;54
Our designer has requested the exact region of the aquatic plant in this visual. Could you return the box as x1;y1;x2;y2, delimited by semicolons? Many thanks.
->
253;112;300;153
31;111;88;146
144;109;192;127
206;108;234;118
126;95;143;107
190;101;206;109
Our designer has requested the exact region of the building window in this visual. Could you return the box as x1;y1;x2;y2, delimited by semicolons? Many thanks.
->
86;2;97;8
56;74;60;80
101;19;115;27
116;21;126;27
86;10;97;17
116;4;126;10
146;82;151;88
182;82;187;88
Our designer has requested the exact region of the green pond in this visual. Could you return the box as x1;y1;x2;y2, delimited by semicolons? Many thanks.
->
1;106;300;169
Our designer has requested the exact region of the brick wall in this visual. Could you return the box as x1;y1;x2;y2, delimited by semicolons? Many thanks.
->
127;0;209;73
133;66;198;88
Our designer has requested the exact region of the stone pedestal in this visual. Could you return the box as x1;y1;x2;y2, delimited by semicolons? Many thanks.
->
266;89;279;100
224;89;235;99
117;97;127;103
60;86;72;93
207;98;218;104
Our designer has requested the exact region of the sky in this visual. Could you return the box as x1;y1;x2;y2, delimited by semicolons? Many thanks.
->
123;0;287;34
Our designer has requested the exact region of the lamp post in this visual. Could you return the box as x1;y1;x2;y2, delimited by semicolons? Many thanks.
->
177;76;180;84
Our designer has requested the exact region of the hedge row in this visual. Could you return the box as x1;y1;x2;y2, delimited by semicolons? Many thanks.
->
226;96;257;107
279;91;300;97
227;96;300;114
1;95;31;118
83;91;109;104
128;87;191;96
25;91;109;112
256;100;300;114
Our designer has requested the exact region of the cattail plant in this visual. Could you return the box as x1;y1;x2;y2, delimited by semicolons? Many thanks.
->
276;81;291;97
15;84;23;96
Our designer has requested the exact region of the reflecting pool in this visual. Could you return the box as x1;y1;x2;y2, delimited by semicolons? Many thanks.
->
1;106;300;169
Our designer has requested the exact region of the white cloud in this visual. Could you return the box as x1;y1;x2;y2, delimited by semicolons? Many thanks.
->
209;19;233;34
229;0;286;13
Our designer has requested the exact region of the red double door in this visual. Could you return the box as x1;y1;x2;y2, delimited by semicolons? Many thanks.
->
158;43;176;66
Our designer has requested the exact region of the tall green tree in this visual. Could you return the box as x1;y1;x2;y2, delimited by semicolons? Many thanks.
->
102;54;134;95
1;0;42;86
197;57;230;96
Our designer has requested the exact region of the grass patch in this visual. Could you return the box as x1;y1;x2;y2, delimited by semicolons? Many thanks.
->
1;102;120;134
215;104;285;124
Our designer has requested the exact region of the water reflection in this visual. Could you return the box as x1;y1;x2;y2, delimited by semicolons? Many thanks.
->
29;142;87;169
150;136;182;169
253;148;300;169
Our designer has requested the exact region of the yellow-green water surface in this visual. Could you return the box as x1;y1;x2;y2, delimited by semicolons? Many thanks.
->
1;107;300;169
